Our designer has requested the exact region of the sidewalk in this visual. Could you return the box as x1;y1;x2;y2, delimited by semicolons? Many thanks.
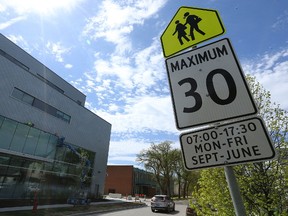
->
0;197;147;213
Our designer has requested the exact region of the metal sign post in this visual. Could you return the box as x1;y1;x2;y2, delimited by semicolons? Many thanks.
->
224;166;246;216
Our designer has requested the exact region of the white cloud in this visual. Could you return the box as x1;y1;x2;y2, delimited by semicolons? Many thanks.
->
46;41;71;63
82;0;167;53
88;95;177;135
272;10;288;30
107;138;181;166
0;16;26;30
132;38;166;90
93;55;134;88
242;48;288;110
0;3;4;12
70;78;83;88
83;37;165;97
65;64;73;69
0;0;85;17
80;32;174;136
108;139;148;160
6;34;32;53
108;104;119;112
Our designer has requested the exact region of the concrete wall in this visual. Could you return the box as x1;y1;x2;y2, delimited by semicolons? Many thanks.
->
0;34;86;105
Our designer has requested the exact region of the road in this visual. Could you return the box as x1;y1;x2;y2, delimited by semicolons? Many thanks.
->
94;202;187;216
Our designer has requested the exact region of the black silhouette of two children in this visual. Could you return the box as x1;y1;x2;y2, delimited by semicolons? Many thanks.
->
173;12;205;45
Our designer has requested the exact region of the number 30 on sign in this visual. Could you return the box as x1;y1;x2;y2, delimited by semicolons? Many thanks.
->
165;38;257;130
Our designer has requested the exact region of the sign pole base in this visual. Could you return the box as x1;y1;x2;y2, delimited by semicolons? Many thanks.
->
224;166;246;216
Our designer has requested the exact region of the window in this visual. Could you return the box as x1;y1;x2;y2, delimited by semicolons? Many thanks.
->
36;73;64;94
33;98;61;118
9;123;30;152
56;110;64;118
34;131;50;157
62;114;71;122
45;135;57;159
56;111;71;123
0;49;29;71
22;94;34;105
11;88;34;105
23;127;40;155
11;88;23;100
0;118;17;150
11;88;71;123
0;115;4;126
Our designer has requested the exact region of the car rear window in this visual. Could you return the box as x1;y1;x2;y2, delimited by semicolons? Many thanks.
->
154;196;168;201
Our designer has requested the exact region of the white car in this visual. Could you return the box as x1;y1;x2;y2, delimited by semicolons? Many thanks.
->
151;195;175;213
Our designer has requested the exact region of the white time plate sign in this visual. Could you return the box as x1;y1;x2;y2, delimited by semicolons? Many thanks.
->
180;117;275;170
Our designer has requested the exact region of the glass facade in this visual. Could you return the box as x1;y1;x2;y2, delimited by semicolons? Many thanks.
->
133;168;160;197
0;115;95;200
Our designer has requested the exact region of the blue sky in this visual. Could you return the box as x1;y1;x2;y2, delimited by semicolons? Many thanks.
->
1;0;288;166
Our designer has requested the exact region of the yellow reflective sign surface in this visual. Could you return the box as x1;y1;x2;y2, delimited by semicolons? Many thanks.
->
161;6;225;58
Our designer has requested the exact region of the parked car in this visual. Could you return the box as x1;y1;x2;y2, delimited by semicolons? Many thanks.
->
186;205;197;216
150;195;175;213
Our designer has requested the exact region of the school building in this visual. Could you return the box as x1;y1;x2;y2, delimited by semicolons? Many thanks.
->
0;34;111;206
104;165;160;198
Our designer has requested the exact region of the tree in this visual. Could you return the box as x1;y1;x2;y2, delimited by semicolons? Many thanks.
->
136;141;177;196
236;75;288;215
173;149;184;198
182;169;200;198
191;75;288;215
173;149;200;198
192;168;234;215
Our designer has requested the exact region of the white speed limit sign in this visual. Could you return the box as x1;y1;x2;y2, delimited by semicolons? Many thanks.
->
165;38;257;130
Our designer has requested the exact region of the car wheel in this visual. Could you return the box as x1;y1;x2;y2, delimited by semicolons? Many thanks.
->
151;208;155;212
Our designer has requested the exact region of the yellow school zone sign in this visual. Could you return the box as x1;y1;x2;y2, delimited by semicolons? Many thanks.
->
161;6;225;58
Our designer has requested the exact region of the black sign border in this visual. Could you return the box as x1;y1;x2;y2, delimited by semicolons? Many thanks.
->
165;38;258;130
160;6;226;58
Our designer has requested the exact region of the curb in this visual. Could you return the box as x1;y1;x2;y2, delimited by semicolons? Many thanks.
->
0;199;148;214
69;203;147;216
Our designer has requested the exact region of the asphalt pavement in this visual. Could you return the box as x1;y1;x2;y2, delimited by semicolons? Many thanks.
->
0;196;189;213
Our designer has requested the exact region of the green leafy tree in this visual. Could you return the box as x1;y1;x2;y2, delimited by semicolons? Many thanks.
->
182;169;200;198
191;75;288;215
172;149;184;198
236;75;288;215
192;168;234;215
136;141;177;196
173;149;200;198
